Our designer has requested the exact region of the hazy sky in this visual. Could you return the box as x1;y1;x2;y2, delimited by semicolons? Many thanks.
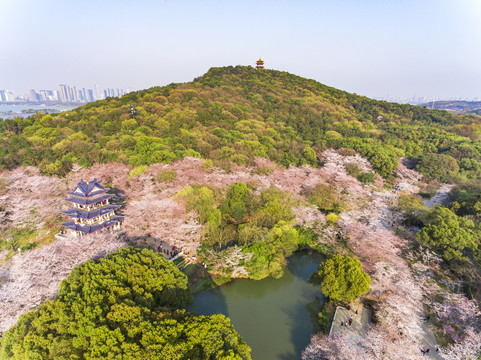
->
1;0;481;99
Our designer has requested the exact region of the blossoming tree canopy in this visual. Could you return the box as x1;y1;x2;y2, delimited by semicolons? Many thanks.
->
0;248;252;360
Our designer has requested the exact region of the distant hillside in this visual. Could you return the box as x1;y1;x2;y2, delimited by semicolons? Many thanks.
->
417;100;481;115
1;65;481;178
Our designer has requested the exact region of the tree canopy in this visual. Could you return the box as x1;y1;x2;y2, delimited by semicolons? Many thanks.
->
176;183;304;280
312;254;371;303
0;247;251;360
417;207;478;261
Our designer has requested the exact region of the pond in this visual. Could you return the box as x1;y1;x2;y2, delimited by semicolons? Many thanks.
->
190;252;325;360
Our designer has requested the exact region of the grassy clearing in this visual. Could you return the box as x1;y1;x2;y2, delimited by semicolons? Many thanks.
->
0;221;61;263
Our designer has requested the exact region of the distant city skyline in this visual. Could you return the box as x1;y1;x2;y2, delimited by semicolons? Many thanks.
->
0;84;130;103
1;1;480;100
2;85;480;106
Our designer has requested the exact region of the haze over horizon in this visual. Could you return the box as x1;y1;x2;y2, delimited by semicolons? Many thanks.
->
1;0;480;100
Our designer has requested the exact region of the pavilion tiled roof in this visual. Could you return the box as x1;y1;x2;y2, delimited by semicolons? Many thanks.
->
60;216;124;234
65;194;113;206
61;204;121;220
67;178;110;198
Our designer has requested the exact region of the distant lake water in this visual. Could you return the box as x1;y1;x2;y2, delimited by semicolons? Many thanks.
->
191;251;325;360
0;104;77;118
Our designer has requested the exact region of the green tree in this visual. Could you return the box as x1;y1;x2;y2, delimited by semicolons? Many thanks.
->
306;183;340;213
0;248;251;360
417;207;478;261
220;182;252;222
121;118;139;132
302;145;317;165
312;254;371;303
357;172;375;184
416;153;459;182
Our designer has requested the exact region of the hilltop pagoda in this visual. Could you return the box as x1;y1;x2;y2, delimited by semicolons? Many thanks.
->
60;178;123;237
256;58;264;69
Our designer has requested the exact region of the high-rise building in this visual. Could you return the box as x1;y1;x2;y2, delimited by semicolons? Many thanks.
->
105;88;113;98
95;84;101;100
68;87;75;102
87;89;95;102
29;89;38;102
39;90;47;102
6;90;15;102
39;90;56;102
0;90;6;102
59;84;69;102
72;86;78;102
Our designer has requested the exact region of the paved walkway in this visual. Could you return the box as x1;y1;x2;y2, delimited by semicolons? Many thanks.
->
142;236;180;260
330;301;442;359
423;184;455;209
419;321;443;360
329;300;370;338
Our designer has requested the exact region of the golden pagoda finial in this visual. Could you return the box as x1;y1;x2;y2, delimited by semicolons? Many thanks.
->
256;57;264;70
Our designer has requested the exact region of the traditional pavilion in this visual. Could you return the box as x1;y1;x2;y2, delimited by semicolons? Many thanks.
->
60;178;123;237
256;57;264;69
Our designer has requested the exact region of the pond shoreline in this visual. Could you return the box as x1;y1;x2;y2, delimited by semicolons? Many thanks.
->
187;247;326;295
190;251;326;360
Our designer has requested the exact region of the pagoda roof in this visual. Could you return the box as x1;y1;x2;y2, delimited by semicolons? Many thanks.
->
60;216;124;234
67;178;109;198
61;204;121;220
65;194;113;206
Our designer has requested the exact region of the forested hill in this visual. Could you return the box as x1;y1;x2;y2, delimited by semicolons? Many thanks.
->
1;65;481;178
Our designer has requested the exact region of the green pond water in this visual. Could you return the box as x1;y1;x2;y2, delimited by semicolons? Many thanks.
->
191;252;325;360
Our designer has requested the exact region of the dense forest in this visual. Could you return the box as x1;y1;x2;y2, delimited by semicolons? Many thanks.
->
1;66;480;179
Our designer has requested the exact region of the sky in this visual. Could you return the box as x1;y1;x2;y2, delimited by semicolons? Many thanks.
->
1;0;481;100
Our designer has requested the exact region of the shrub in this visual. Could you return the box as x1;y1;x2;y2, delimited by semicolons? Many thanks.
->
337;148;357;157
155;169;177;183
318;302;336;333
201;159;214;170
21;242;38;252
326;131;342;139
357;172;375;184
306;183;340;213
253;165;275;176
326;213;339;226
345;163;362;177
231;154;250;166
128;165;148;178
